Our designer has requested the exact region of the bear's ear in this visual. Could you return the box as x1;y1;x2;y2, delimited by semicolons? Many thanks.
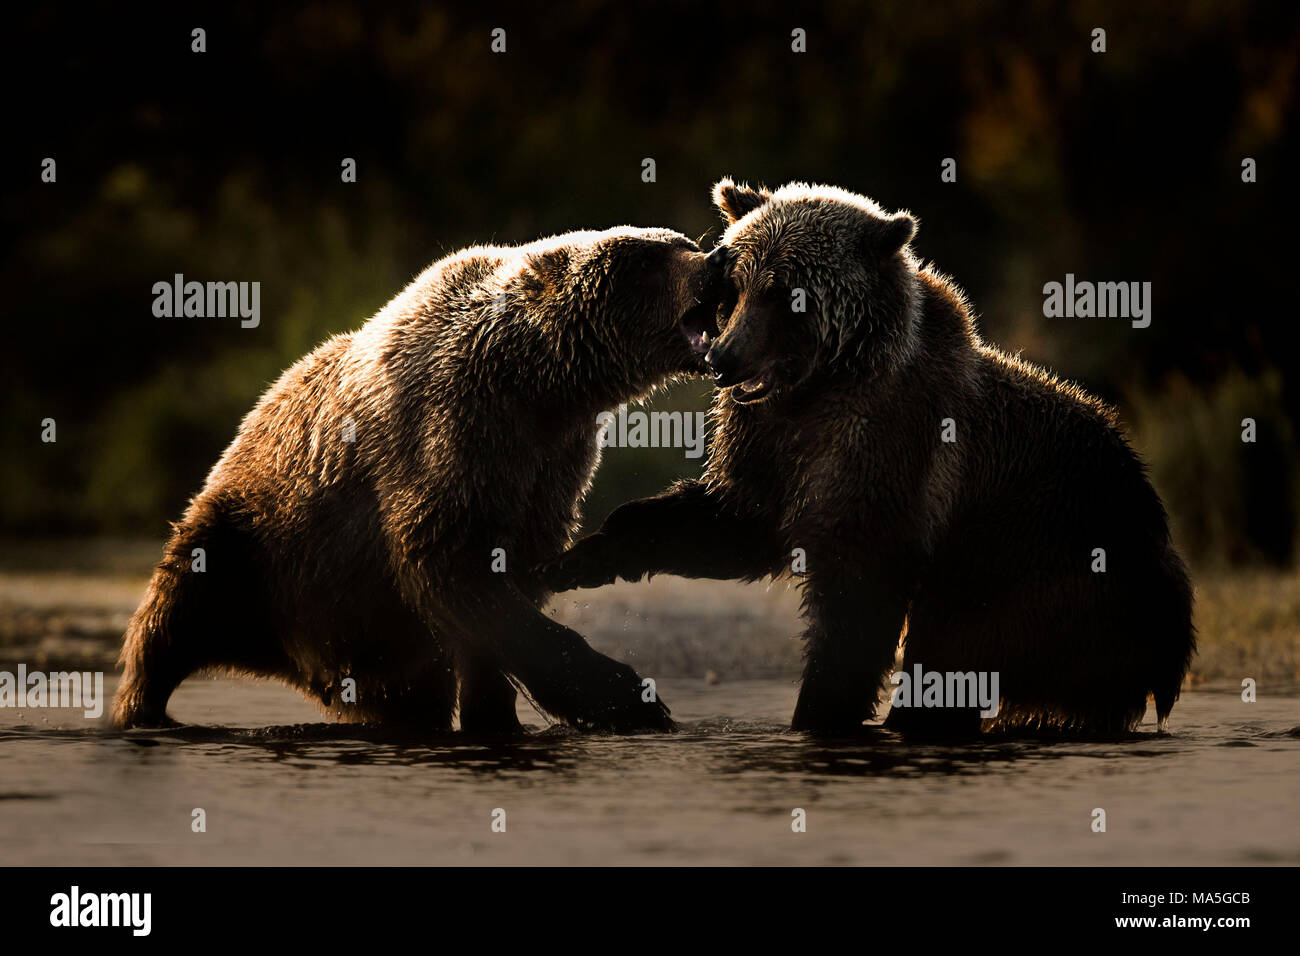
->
866;211;918;256
713;178;772;224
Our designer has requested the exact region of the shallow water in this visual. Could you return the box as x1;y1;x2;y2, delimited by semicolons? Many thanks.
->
1;676;1296;865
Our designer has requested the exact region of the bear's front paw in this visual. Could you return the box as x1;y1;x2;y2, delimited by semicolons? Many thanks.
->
537;539;618;594
572;662;675;734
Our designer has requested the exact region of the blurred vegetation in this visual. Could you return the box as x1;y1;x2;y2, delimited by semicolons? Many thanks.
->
2;1;1297;566
1130;369;1298;567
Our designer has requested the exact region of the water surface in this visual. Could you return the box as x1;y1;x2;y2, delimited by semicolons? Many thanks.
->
1;676;1296;865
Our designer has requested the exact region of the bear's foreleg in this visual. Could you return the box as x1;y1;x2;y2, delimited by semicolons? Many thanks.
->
456;656;523;734
791;567;911;735
437;580;675;733
539;479;781;592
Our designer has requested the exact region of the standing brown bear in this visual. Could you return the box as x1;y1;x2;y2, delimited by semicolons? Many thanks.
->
113;226;723;733
544;180;1196;736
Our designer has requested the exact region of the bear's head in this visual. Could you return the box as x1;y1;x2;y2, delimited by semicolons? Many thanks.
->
510;227;728;382
701;178;919;404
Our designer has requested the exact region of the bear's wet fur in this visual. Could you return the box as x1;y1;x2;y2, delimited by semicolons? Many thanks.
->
113;226;723;733
544;180;1196;737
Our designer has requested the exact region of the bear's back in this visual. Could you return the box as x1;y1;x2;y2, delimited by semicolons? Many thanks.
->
955;346;1165;547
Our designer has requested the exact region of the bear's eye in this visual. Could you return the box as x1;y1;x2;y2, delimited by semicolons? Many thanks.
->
765;282;798;313
765;281;814;321
717;280;740;328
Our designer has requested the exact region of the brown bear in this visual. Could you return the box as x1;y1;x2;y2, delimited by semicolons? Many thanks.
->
113;226;725;733
544;180;1196;737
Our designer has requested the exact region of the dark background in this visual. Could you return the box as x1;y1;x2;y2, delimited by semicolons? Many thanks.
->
3;0;1297;568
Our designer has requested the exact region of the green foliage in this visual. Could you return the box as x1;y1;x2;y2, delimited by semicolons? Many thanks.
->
581;379;714;533
1130;369;1298;567
3;2;1296;567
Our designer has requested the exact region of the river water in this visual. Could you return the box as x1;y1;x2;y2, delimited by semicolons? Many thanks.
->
1;676;1296;865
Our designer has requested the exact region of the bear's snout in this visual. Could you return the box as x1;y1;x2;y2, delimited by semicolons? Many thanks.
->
677;249;727;360
704;334;744;385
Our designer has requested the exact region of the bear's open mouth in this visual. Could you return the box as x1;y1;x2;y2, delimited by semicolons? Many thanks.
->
679;300;720;357
730;369;774;404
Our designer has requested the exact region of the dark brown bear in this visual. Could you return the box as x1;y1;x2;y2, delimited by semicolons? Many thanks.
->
544;180;1196;737
113;226;724;733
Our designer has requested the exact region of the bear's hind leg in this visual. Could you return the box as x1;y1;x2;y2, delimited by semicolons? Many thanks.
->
113;506;283;729
332;660;457;731
114;557;222;729
113;566;190;728
883;688;985;739
885;616;991;739
902;565;1156;737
